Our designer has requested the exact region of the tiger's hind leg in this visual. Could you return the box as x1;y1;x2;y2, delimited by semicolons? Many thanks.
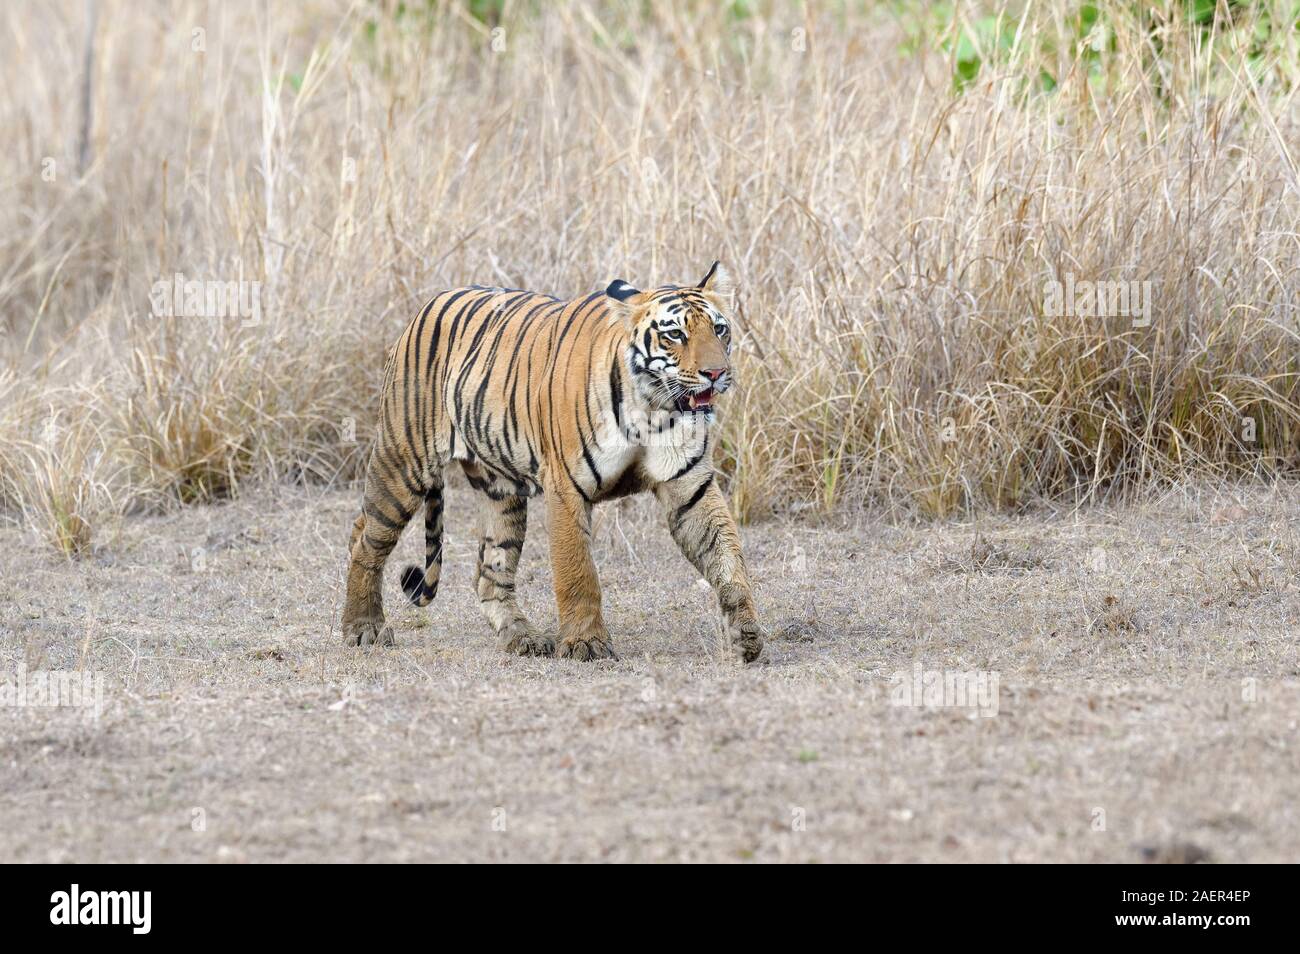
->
464;464;552;657
341;449;427;647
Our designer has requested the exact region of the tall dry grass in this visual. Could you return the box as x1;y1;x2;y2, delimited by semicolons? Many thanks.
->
2;0;1299;553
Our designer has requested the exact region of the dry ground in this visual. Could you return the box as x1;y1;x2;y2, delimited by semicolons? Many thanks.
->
2;482;1298;863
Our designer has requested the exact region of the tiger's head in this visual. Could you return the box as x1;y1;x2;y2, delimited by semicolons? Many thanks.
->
606;261;735;417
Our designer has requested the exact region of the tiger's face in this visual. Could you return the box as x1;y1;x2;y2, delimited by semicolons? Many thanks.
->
607;261;735;417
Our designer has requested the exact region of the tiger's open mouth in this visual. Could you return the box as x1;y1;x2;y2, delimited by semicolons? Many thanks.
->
676;387;716;413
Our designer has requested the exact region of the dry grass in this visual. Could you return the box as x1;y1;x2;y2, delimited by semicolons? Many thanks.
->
7;3;1300;863
2;483;1298;861
937;533;1053;573
2;0;1300;551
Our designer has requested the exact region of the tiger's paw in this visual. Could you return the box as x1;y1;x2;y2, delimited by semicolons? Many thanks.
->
557;632;619;662
728;620;764;663
501;620;554;657
342;618;395;648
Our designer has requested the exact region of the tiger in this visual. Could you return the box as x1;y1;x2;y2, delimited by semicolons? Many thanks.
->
340;261;765;663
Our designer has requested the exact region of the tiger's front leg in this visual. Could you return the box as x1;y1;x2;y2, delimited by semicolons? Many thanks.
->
545;484;618;661
656;471;764;662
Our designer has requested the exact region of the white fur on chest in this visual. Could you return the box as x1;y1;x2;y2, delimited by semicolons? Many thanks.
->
591;405;713;488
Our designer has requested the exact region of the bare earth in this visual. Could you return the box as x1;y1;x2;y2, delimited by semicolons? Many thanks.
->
2;482;1298;863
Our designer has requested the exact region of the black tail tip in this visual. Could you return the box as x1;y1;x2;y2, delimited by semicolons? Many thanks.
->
400;565;424;603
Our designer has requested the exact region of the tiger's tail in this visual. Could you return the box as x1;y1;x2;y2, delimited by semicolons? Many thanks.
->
401;480;444;606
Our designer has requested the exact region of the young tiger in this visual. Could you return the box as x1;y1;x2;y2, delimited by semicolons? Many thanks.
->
341;262;765;662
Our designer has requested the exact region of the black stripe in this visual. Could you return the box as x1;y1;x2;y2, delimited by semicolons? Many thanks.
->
699;524;721;559
667;434;709;481
673;474;713;525
577;406;603;490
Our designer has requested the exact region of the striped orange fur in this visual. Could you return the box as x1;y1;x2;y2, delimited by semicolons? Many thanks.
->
340;262;764;662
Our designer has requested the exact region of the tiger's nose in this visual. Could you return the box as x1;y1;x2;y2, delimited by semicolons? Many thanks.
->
700;367;726;382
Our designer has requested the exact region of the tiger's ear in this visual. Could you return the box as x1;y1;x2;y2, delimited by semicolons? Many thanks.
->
605;279;642;302
605;279;645;326
697;260;733;299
